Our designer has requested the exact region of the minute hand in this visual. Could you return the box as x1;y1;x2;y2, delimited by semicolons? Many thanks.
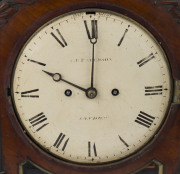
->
91;43;95;88
84;20;98;88
42;70;86;92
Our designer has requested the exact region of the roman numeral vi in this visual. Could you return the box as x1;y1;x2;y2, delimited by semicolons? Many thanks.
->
88;141;97;157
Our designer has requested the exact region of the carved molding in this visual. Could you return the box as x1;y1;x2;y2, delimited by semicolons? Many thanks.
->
1;0;179;26
0;0;35;26
154;0;180;23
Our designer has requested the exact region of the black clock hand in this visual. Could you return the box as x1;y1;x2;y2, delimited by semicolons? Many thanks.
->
42;70;97;99
42;70;86;92
91;43;95;88
84;20;98;88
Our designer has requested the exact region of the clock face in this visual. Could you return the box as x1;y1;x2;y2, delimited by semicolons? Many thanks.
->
12;9;172;164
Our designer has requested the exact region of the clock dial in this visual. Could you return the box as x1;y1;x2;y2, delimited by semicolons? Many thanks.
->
12;9;172;164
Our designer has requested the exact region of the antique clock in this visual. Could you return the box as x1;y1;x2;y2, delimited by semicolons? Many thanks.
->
0;0;180;173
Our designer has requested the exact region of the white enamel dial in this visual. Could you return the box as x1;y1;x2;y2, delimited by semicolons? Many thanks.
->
12;9;172;164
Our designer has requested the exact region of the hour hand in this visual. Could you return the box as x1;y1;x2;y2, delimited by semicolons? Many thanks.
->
42;70;61;82
42;70;86;92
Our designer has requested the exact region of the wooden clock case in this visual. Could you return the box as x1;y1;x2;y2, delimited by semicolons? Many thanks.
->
0;0;180;173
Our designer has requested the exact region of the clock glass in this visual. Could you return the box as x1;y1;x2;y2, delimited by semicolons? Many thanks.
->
11;9;172;164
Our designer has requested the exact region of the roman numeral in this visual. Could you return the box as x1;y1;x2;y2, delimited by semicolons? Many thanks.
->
27;59;46;66
53;133;69;151
29;112;49;131
145;85;163;96
84;20;98;42
118;135;129;148
51;29;67;47
21;89;39;98
135;111;155;128
88;141;97;157
137;53;155;67
118;29;128;46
